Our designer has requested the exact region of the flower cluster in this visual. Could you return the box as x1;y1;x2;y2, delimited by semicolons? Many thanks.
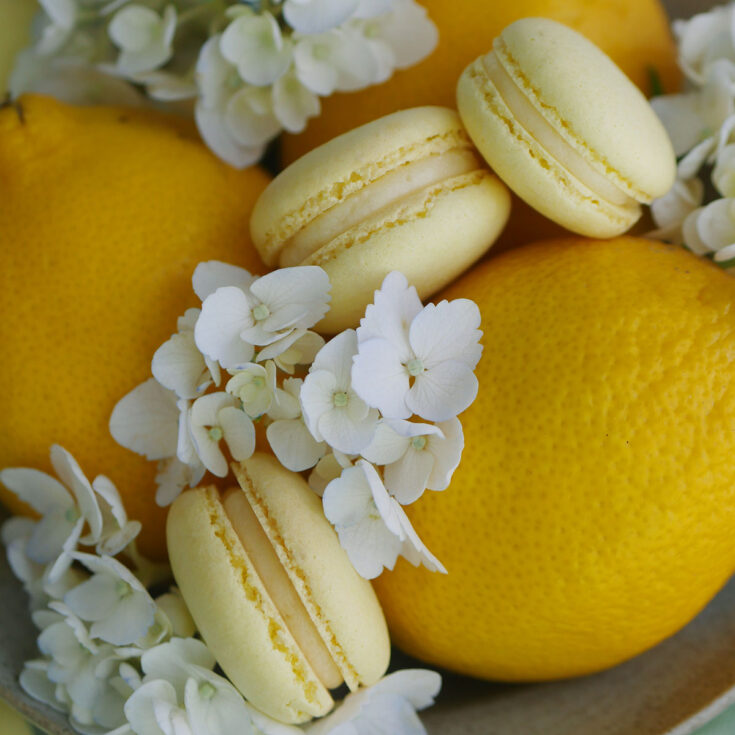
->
2;447;442;734
649;1;735;267
10;0;437;167
111;265;482;580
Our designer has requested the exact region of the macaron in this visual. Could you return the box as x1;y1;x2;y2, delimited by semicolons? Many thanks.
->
456;17;676;238
166;453;390;723
250;106;511;333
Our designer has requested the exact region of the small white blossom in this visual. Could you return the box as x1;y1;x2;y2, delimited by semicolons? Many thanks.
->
258;329;325;374
186;392;255;477
226;361;278;418
220;11;292;86
152;309;221;400
353;272;483;422
283;0;360;35
362;418;463;504
194;267;330;368
194;36;272;169
266;378;328;472
307;669;441;735
323;460;444;579
674;4;735;85
123;679;192;735
64;552;157;645
301;330;380;454
109;4;177;76
682;197;735;264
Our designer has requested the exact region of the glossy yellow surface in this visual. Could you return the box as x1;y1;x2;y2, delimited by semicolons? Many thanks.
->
374;237;735;680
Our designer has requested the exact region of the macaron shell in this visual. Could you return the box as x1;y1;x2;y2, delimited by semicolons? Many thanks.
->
309;169;511;334
457;60;639;238
166;486;333;724
250;106;474;265
495;18;675;201
232;454;391;690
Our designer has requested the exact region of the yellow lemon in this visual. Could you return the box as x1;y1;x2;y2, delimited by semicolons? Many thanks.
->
373;237;735;681
282;0;679;167
0;95;270;560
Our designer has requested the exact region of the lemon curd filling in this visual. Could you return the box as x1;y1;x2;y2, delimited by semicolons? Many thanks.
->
278;147;485;267
482;48;636;208
222;488;344;690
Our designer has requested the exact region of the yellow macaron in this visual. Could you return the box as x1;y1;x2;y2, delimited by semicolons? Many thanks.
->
166;453;390;724
250;106;511;333
456;17;676;238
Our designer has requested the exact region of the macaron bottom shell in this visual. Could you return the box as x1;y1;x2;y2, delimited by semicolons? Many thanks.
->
311;169;511;334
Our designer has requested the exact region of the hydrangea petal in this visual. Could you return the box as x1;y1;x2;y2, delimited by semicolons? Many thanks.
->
195;102;265;170
407;360;478;422
335;518;402;579
225;86;282;148
283;0;359;34
91;591;156;645
300;369;338;441
192;261;255;302
152;332;209;400
0;468;71;515
317;401;378;454
426;418;464;491
219;406;256;461
110;379;180;460
322;464;373;527
64;574;120;622
185;671;254;735
124;680;180;735
273;70;321;133
369;0;438;69
194;286;256;369
267;419;327;472
27;510;77;565
394;501;446;573
351;338;410;418
384;444;434;505
20;660;64;712
361;422;410;465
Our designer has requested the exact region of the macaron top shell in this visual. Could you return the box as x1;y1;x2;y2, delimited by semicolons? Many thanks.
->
232;454;390;691
250;106;477;265
490;18;675;203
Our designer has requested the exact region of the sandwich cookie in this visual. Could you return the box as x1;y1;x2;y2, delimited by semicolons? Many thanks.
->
456;18;676;238
250;106;511;333
166;453;390;724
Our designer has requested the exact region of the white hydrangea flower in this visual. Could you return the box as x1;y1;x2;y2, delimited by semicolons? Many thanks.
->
152;309;221;400
307;668;442;735
362;418;463;505
192;260;256;302
283;0;360;35
292;28;377;95
188;393;256;477
352;0;438;76
649;177;705;244
122;679;192;735
37;0;78;54
323;460;445;579
682;197;735;264
257;329;325;374
353;272;483;422
194;266;330;368
194;36;272;169
226;361;278;418
272;69;321;132
308;449;354;496
109;4;177;77
154;456;205;508
674;4;735;85
64;552;157;645
651;60;735;157
220;11;292;86
301;330;380;455
266;378;328;472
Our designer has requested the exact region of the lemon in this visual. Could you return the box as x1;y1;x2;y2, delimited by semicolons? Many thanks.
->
374;237;735;680
0;95;270;559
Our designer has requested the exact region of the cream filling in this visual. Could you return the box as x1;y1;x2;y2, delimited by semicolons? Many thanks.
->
278;148;484;266
222;488;344;690
482;50;635;208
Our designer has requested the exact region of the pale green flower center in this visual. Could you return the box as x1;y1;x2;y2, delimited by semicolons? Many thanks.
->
333;391;349;408
406;358;424;377
199;682;217;700
252;376;265;389
364;21;381;38
208;426;224;442
313;43;330;61
253;303;270;321
411;436;427;451
116;580;132;598
65;507;81;524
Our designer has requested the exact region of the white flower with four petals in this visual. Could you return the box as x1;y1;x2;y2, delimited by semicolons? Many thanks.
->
109;4;177;77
